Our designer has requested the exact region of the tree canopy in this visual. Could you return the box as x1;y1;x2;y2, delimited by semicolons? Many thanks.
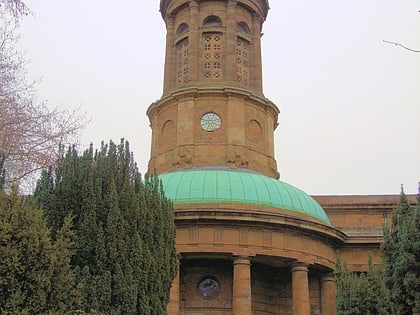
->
35;139;178;314
0;1;84;190
382;187;420;314
335;257;391;315
0;187;79;314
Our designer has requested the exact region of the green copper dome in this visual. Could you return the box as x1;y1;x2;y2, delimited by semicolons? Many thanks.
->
158;168;331;225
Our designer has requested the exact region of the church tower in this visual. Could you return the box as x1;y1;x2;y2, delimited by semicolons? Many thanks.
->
147;1;342;314
147;0;279;179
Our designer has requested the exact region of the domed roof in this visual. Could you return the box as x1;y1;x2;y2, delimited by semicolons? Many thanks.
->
158;168;331;225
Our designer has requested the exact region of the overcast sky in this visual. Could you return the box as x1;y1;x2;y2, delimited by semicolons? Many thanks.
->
18;0;420;195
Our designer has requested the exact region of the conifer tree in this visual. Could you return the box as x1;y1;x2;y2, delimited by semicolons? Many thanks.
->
335;259;362;315
382;186;420;314
335;257;390;315
35;139;178;314
365;256;391;315
0;187;79;314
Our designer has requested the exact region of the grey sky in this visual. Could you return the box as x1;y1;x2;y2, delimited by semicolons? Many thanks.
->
19;0;420;195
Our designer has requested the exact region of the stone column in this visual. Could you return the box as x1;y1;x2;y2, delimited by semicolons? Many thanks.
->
232;256;252;315
251;13;263;93
226;0;237;82
321;273;336;315
163;14;175;94
291;262;310;315
188;0;199;82
167;261;180;315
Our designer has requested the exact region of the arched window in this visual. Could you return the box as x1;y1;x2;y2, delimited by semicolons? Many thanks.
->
176;23;189;36
237;21;250;34
159;120;176;147
202;33;223;80
161;120;175;135
236;37;250;85
176;38;189;85
203;15;222;27
246;119;263;144
202;16;223;80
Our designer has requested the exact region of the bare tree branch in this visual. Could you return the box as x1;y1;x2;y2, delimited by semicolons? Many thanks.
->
383;39;420;53
0;9;86;191
0;0;31;21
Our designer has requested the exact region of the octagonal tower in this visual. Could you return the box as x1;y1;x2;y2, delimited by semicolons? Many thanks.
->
146;1;343;315
148;0;279;178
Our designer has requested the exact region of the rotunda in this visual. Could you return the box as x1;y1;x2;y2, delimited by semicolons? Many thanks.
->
147;1;345;314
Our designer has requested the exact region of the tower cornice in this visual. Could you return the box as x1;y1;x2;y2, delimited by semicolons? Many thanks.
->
160;0;270;22
147;85;280;126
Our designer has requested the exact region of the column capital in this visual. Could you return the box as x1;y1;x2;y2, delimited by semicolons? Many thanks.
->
233;255;251;266
321;272;335;283
291;262;309;272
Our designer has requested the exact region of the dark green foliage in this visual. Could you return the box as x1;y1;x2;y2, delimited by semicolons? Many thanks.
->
335;259;362;315
364;256;391;315
47;216;81;312
382;188;420;315
35;139;178;314
0;187;79;314
335;257;390;315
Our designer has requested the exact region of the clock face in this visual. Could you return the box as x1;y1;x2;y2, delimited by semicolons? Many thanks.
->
200;112;221;131
198;278;219;299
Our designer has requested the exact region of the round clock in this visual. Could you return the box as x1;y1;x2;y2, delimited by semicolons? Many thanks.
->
200;112;221;131
198;278;219;299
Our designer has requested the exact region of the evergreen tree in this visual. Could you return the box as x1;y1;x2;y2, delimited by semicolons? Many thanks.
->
35;139;178;314
335;259;362;315
46;215;80;313
0;187;78;314
335;257;390;315
382;186;420;314
365;256;391;315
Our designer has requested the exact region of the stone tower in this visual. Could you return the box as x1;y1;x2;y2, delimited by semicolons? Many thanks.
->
147;0;279;179
147;1;342;314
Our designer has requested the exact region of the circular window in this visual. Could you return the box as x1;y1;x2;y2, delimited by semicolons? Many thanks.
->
198;278;220;299
200;112;221;131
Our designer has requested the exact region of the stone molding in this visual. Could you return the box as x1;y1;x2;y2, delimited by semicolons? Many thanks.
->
147;85;279;121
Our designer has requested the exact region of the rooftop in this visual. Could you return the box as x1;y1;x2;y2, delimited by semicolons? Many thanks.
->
158;168;331;225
